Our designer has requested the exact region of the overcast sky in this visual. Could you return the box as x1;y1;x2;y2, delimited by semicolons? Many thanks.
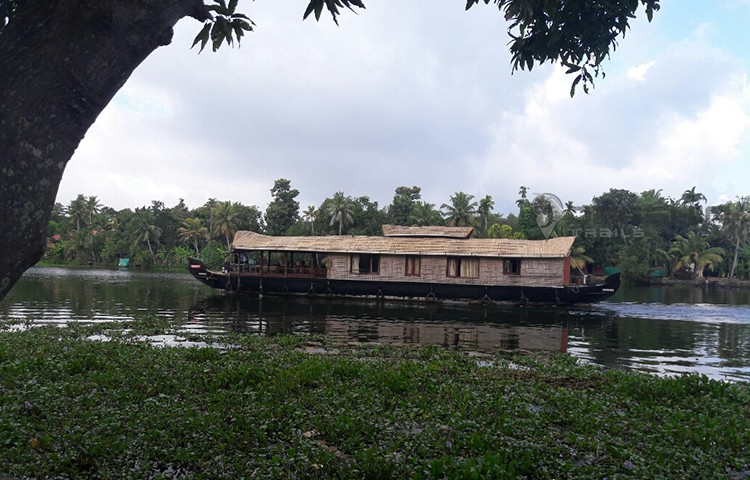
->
57;0;750;217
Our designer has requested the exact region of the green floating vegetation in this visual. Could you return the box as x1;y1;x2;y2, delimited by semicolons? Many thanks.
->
1;317;748;479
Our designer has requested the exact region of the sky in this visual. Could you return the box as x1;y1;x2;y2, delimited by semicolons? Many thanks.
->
56;0;750;217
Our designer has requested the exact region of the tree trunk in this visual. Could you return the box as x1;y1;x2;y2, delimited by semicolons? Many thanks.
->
0;0;209;300
146;238;155;261
730;236;740;280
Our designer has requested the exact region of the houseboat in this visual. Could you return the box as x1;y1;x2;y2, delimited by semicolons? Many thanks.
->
187;225;620;305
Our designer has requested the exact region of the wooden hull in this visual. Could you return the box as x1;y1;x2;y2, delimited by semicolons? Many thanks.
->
188;258;620;306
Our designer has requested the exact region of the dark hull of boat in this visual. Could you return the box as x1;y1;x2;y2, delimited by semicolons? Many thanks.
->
188;258;620;306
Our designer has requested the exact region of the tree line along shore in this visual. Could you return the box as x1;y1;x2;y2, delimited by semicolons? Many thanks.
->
46;181;750;284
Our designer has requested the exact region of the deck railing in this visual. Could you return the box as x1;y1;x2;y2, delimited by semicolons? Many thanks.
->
232;264;326;278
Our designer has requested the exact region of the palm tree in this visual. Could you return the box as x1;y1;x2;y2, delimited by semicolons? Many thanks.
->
303;205;317;235
680;186;708;221
85;195;103;225
133;209;163;262
441;192;477;227
201;197;218;237
569;245;594;273
477;195;495;234
564;200;576;216
668;231;724;278
66;194;88;233
212;201;239;248
408;201;442;226
178;218;210;256
328;192;354;236
680;186;707;206
718;197;750;279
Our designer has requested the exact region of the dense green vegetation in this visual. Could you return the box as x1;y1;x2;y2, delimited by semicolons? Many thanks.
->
1;317;748;479
46;182;750;281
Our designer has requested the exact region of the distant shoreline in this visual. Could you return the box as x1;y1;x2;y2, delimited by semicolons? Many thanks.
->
637;277;750;289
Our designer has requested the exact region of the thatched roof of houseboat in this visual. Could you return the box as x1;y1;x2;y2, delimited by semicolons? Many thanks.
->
232;231;575;258
382;225;474;238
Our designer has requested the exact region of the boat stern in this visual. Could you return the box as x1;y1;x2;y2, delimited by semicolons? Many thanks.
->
187;257;208;278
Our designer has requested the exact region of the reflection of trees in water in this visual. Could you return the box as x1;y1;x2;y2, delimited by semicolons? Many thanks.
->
7;268;205;323
619;284;750;305
717;323;750;362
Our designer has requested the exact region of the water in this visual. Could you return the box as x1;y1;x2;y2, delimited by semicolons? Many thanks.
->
2;267;750;381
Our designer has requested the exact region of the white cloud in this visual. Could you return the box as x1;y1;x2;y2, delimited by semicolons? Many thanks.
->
58;1;750;217
627;61;656;81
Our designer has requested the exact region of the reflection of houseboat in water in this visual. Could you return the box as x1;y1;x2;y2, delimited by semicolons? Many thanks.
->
323;319;568;353
188;225;619;306
188;295;570;354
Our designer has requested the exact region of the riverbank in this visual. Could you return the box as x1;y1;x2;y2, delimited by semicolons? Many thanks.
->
34;259;185;272
636;277;750;289
651;277;750;289
1;318;748;479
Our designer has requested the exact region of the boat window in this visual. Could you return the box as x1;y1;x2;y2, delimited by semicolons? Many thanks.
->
447;257;479;279
351;254;380;274
504;258;521;275
405;256;421;276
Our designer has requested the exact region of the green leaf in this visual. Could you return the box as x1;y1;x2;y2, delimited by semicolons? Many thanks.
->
191;23;212;53
219;17;233;46
211;21;225;52
235;19;253;33
303;2;316;20
569;74;582;97
232;22;246;45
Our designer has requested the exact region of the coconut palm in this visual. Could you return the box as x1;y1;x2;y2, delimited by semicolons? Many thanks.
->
717;197;750;279
178;217;210;256
133;209;163;262
570;245;594;272
212;201;239;248
680;186;707;206
408;201;442;226
668;231;724;278
66;194;88;233
680;186;708;221
564;200;577;216
303;205;317;235
328;192;354;236
85;195;103;225
477;195;495;234
441;192;477;227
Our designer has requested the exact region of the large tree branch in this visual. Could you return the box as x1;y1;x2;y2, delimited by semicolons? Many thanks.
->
0;0;203;298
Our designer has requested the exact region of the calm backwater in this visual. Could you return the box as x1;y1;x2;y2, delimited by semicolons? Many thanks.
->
2;267;750;381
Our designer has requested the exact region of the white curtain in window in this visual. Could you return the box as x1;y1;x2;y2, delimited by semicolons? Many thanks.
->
461;258;479;278
447;258;459;277
351;255;359;273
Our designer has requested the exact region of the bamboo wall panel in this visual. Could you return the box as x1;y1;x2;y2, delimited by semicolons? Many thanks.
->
327;254;565;287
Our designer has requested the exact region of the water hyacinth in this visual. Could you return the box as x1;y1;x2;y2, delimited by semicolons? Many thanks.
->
0;316;748;479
